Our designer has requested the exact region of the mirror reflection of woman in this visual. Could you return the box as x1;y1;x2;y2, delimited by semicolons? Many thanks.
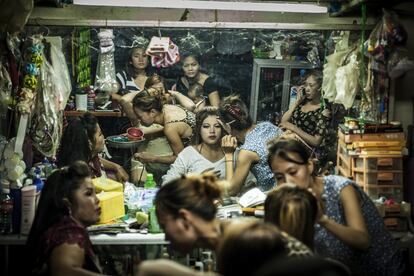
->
161;107;224;185
114;47;150;129
57;113;129;183
280;70;330;164
219;95;283;195
114;47;149;101
174;54;220;107
132;89;196;182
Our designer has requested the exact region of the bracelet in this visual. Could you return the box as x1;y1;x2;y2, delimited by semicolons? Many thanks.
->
225;160;233;162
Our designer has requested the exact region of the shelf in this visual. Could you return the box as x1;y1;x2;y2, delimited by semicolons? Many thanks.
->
338;154;351;169
329;0;408;17
65;110;124;117
337;166;352;179
357;183;403;188
353;168;403;173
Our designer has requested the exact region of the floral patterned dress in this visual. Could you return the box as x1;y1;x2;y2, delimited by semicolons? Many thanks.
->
289;101;331;164
314;175;404;276
241;122;283;191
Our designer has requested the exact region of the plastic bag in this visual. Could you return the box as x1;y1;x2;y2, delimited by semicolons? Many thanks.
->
29;37;63;157
322;47;353;102
46;36;72;111
364;10;407;62
334;52;360;109
146;36;180;68
0;61;12;108
94;29;118;101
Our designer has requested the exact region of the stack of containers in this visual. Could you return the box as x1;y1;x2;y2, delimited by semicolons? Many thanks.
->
336;122;409;231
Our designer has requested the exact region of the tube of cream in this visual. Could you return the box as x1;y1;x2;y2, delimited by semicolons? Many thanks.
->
20;186;37;235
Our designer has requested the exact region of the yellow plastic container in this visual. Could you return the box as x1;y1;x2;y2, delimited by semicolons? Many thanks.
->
93;177;123;193
97;191;125;223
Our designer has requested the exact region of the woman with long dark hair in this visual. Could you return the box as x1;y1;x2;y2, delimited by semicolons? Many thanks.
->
57;112;129;182
267;138;404;276
161;107;225;184
26;161;103;275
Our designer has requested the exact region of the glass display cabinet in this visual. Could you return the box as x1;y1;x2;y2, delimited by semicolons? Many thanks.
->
249;59;314;123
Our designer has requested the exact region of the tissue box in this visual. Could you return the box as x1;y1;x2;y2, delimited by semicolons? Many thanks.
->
97;192;125;223
93;177;123;193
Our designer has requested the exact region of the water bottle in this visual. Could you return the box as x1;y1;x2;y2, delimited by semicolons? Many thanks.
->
0;179;14;234
34;171;44;192
141;174;158;213
144;173;156;189
148;205;162;233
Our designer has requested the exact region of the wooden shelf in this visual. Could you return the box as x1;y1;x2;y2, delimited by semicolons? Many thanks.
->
356;183;403;188
64;110;124;117
353;168;403;173
338;166;352;179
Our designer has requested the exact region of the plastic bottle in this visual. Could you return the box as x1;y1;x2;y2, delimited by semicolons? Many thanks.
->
202;251;214;272
141;173;158;213
34;171;44;192
144;173;156;189
75;87;88;111
87;86;96;111
0;179;14;234
20;185;37;235
10;187;21;234
148;205;162;233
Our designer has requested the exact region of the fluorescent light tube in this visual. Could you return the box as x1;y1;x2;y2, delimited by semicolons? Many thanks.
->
73;0;328;13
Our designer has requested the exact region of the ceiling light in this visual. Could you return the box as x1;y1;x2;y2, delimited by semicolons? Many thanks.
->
73;0;328;13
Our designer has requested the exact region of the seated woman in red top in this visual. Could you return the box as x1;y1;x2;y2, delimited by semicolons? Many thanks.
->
26;161;104;275
57;112;129;182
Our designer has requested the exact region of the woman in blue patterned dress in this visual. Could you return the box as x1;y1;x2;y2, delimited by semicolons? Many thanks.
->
219;95;283;195
266;138;404;276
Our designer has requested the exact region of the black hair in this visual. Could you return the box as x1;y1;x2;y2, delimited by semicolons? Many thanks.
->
219;94;252;131
26;161;92;272
57;112;98;167
306;69;323;88
125;47;149;78
144;73;168;93
217;221;287;276
267;138;310;168
181;54;201;67
132;88;166;112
